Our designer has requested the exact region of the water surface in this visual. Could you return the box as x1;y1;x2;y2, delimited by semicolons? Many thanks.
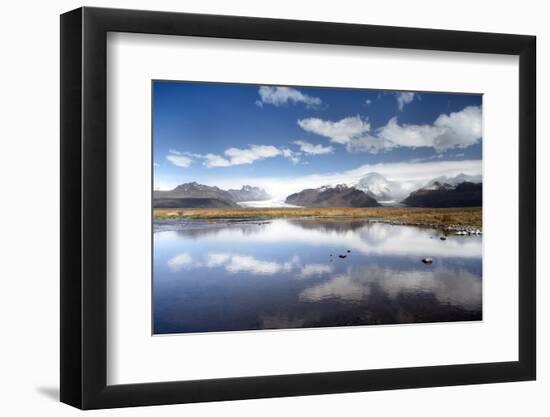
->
153;218;482;334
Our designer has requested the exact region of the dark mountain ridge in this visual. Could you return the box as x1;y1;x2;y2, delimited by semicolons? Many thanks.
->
153;182;271;208
402;181;482;208
285;184;380;208
154;182;238;208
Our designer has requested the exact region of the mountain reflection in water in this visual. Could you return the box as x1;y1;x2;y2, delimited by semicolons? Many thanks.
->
153;218;482;334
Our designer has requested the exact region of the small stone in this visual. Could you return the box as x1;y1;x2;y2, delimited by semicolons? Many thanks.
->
422;258;433;264
440;236;447;240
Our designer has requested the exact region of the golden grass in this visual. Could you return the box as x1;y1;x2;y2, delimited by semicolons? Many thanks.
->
153;207;482;227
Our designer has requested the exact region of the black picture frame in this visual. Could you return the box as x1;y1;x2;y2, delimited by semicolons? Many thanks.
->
60;6;536;410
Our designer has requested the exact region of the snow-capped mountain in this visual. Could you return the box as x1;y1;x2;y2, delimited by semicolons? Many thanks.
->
424;173;482;190
153;182;239;208
354;173;404;202
154;182;235;200
285;184;380;208
227;185;270;202
402;173;483;207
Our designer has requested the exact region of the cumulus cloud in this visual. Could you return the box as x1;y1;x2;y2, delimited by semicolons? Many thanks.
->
225;145;281;165
298;106;482;153
281;148;301;164
204;145;291;167
169;144;303;168
378;105;482;152
256;86;322;108
298;116;371;145
396;92;415;111
203;153;232;168
432;105;482;151
292;140;333;155
166;154;193;168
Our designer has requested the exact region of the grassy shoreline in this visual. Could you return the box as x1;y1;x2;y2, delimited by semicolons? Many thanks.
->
153;207;482;228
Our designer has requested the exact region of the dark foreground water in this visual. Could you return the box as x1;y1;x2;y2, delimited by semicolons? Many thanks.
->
153;219;482;334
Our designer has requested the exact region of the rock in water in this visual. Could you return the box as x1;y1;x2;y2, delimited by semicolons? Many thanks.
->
440;236;446;240
422;258;433;264
338;255;347;259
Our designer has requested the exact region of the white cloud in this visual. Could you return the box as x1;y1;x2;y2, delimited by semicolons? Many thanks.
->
173;144;303;168
210;159;482;201
292;140;333;155
345;134;386;153
166;154;193;168
203;145;283;168
257;86;322;108
297;116;371;145
281;148;301;164
228;145;281;163
396;92;415;111
378;105;482;152
377;117;436;148
432;105;482;150
203;153;232;168
298;106;482;153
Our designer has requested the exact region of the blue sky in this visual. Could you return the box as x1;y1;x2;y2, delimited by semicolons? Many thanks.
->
153;81;482;197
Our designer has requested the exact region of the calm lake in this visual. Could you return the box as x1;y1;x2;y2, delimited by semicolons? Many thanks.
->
153;218;482;334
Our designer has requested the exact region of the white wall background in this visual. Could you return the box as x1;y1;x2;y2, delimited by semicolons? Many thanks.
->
0;0;545;415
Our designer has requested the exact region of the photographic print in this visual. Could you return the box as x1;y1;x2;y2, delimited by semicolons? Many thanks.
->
152;81;482;335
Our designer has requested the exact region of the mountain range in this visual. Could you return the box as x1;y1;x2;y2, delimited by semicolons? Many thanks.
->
401;174;482;207
423;173;482;190
153;182;270;208
354;172;406;202
285;184;380;208
153;172;482;209
227;185;271;202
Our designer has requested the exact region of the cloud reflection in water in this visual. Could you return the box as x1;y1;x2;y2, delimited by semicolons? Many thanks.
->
154;219;482;334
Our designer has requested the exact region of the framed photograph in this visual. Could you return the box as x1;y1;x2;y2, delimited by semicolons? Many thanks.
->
60;7;536;409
